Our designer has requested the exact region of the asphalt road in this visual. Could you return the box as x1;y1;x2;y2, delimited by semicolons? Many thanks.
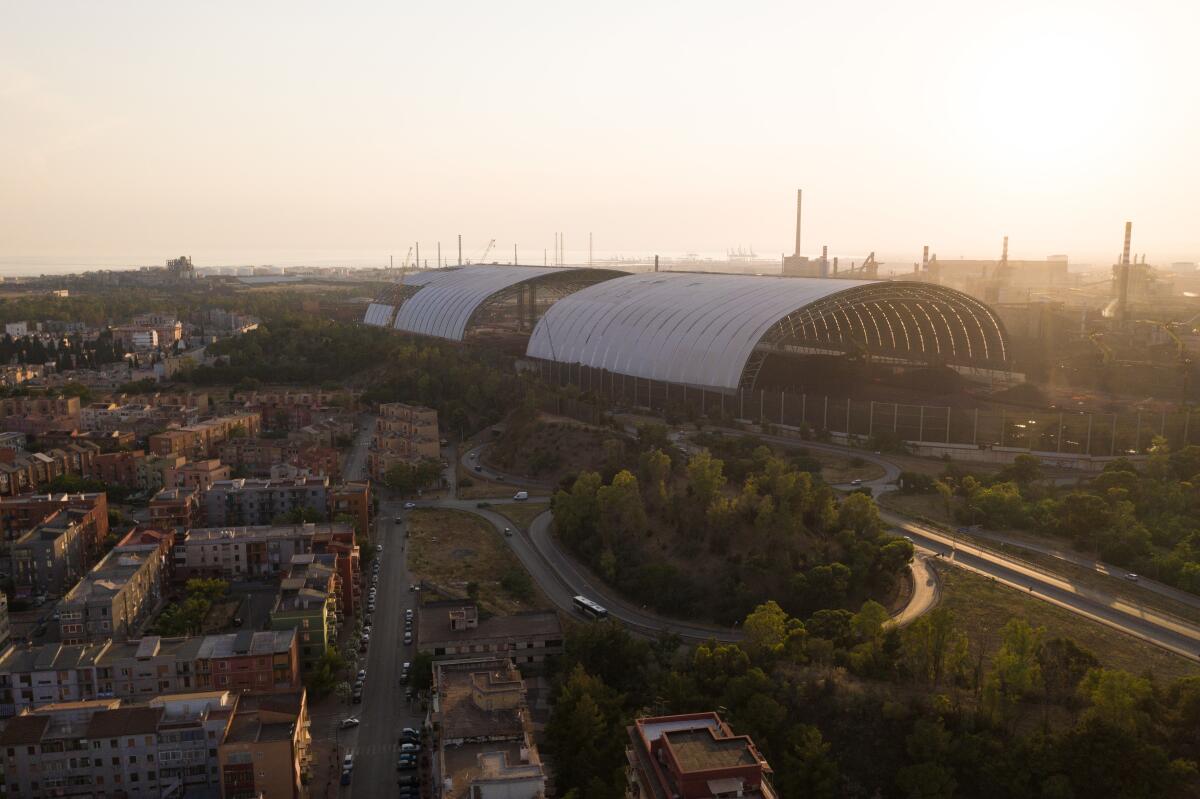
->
338;506;423;799
342;414;376;482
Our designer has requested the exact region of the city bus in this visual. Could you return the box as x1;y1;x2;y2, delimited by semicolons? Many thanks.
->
572;595;608;619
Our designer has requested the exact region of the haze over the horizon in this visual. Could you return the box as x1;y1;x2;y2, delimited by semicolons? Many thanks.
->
3;0;1198;270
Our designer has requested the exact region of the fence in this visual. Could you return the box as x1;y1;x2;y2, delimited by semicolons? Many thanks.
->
532;359;1198;458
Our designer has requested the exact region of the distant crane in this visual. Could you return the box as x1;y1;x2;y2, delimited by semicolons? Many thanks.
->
401;246;414;270
477;239;496;264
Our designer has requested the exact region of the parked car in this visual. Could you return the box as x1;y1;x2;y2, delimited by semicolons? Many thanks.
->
340;769;352;785
398;774;419;787
340;717;360;729
404;609;413;620
403;501;416;509
343;753;354;770
401;726;420;738
403;631;413;645
376;544;383;553
400;742;421;754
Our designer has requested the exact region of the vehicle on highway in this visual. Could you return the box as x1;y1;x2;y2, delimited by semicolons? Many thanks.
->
504;527;513;536
404;631;413;645
474;465;483;472
403;501;416;509
513;490;528;501
339;717;360;729
573;595;609;619
394;516;403;524
1125;573;1140;582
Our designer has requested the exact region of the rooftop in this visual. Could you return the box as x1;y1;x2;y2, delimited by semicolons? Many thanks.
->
436;658;527;742
418;604;561;649
665;729;758;772
182;522;353;544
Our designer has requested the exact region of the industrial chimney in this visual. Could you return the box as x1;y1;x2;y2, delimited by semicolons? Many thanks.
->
1116;221;1133;328
794;189;803;257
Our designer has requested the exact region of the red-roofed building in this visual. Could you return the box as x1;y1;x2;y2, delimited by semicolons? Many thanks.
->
626;713;777;799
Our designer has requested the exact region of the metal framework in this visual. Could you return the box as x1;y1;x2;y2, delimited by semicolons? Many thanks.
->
526;273;1011;392
362;265;624;342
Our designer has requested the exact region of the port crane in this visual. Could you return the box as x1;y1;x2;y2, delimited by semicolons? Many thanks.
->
476;239;496;264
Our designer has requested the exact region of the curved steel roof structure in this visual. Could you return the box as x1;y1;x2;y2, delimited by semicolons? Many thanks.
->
526;273;1009;391
362;265;624;342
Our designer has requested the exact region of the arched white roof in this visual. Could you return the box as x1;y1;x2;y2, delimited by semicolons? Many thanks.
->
390;266;562;340
526;272;1008;391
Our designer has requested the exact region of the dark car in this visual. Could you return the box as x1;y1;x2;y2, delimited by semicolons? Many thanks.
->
396;758;417;771
340;769;352;785
397;774;419;787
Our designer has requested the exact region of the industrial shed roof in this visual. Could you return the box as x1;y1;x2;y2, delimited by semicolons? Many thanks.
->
525;273;1009;391
370;265;623;342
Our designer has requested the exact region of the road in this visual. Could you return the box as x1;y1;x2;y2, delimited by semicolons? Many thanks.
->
342;414;375;482
316;504;422;799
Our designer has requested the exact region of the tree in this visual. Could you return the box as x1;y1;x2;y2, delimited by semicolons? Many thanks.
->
305;647;345;698
743;601;791;661
596;470;646;549
777;724;840;799
1038;637;1099;705
637;447;672;509
837;492;883;537
1078;668;1153;735
686;450;726;510
851;599;890;644
902;607;967;687
544;666;625;797
985;619;1044;716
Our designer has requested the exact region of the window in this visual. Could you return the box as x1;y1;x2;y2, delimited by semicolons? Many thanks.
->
129;755;137;764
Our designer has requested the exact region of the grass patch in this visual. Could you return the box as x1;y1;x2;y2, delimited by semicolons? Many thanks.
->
493;502;550;531
816;452;886;484
936;565;1200;682
406;508;551;614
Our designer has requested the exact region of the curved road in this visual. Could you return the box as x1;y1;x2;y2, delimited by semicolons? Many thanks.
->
453;422;1200;662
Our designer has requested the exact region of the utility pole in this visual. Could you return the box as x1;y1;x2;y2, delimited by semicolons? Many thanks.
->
437;242;441;268
415;243;419;270
457;235;462;266
514;244;518;265
589;232;593;267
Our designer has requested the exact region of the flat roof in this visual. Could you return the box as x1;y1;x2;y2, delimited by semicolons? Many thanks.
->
665;729;758;772
418;606;561;649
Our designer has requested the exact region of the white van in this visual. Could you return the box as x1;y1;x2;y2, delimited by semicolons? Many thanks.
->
513;490;529;501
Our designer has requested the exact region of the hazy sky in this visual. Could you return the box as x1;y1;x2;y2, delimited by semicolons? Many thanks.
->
3;1;1198;268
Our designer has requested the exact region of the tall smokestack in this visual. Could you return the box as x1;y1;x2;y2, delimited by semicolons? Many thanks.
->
922;245;929;269
1117;221;1133;328
793;190;803;257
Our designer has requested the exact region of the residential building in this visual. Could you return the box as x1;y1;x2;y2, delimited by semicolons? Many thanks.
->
0;593;10;651
150;691;236;794
328;481;370;536
0;443;100;497
368;402;439;481
39;428;136;454
269;554;341;670
93;449;145;487
130;313;184;347
11;510;96;599
147;412;262;458
148;487;201;532
0;431;27;451
137;453;187;493
171;521;354;582
431;657;546;799
0;689;303;799
0;491;108;547
58;536;168;644
202;476;329;528
624;713;778;799
417;603;563;665
0;630;301;717
112;325;160;351
0;395;81;421
165;458;230;491
220;437;342;479
218;690;311;799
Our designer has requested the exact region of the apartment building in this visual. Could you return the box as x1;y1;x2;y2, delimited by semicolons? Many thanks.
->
217;691;311;799
165;458;230;491
201;476;329;528
269;554;341;670
58;538;168;644
10;510;96;600
39;428;136;454
0;395;81;421
148;487;201;532
432;657;547;799
368;401;439;481
0;443;100;497
417;603;564;666
172;521;355;581
0;688;306;799
219;437;340;479
624;713;778;799
0;594;10;651
0;630;301;717
130;313;183;347
81;402;197;436
0;491;108;546
147;412;262;458
329;481;370;535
